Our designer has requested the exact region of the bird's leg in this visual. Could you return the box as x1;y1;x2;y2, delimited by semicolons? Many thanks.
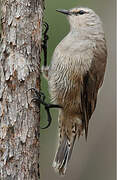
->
29;22;61;128
41;22;49;67
27;88;62;129
41;21;49;79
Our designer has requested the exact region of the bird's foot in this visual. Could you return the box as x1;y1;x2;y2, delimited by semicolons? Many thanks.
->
41;21;49;67
27;88;62;129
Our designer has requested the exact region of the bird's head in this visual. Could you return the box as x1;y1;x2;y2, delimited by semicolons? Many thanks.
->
56;7;103;35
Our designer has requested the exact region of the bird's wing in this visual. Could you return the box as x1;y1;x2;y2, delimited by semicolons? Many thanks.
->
81;45;107;139
81;70;98;140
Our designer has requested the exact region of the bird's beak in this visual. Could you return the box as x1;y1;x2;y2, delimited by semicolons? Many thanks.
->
56;9;71;15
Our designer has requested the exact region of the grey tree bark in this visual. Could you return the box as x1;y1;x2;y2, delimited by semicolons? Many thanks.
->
0;0;44;179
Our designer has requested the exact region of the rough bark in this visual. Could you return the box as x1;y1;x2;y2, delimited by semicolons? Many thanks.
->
0;0;44;179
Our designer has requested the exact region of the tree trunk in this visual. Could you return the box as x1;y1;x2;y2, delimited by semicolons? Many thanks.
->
0;0;44;179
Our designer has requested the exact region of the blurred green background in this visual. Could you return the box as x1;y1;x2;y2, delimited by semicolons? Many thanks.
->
40;0;116;180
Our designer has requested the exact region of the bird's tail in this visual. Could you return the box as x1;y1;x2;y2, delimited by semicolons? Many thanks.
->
53;133;76;175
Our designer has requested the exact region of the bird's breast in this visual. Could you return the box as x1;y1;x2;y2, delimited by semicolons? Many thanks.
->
48;55;84;111
48;42;93;112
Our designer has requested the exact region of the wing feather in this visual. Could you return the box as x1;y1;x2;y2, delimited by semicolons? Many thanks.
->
81;45;107;139
81;71;97;139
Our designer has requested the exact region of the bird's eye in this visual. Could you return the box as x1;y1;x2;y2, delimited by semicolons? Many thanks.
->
78;10;86;15
72;10;87;16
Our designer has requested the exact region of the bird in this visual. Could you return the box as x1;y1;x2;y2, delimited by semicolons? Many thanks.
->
42;7;107;175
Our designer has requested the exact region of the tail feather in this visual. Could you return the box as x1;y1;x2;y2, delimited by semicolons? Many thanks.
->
53;134;76;175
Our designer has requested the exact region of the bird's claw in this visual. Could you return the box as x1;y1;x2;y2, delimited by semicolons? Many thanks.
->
41;21;49;67
27;88;62;129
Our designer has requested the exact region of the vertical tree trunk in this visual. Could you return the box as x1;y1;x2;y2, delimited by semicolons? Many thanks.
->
0;0;44;179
